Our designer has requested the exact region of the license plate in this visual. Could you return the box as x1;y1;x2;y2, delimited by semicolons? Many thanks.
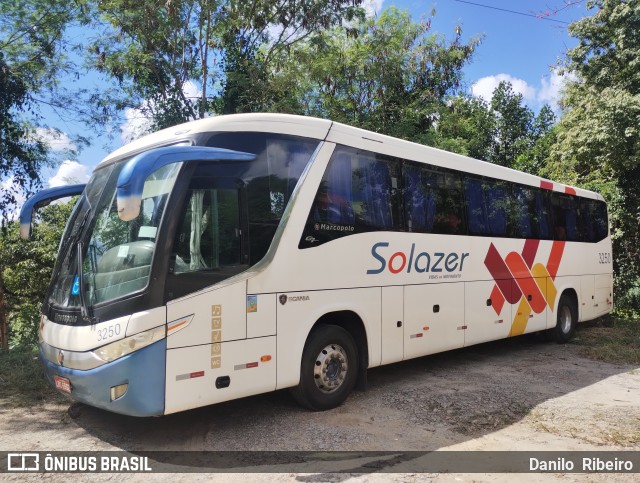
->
54;375;72;393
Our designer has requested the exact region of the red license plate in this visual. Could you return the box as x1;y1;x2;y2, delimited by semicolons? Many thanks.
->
54;375;72;393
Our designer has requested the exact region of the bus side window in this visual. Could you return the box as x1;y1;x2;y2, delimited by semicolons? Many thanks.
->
302;146;399;247
592;200;609;242
465;177;488;235
551;194;581;241
312;153;355;225
404;164;436;233
534;190;552;239
510;186;532;238
485;181;508;236
433;172;465;235
580;198;596;243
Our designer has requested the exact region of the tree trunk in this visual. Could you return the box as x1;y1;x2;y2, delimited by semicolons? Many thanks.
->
0;275;8;350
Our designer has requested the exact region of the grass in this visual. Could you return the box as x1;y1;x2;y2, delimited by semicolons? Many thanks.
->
574;314;640;365
0;347;62;407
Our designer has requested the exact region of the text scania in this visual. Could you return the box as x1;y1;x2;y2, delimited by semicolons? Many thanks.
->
367;242;469;275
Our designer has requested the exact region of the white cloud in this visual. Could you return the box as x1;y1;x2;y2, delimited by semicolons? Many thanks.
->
34;128;77;152
471;73;537;103
120;80;203;143
363;0;384;17
538;70;577;108
471;70;578;110
48;160;90;188
120;106;154;144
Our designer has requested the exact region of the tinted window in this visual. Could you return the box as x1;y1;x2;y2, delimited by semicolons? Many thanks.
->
551;194;580;241
405;164;464;235
464;178;507;237
581;198;609;243
207;132;318;263
300;146;400;247
510;186;551;239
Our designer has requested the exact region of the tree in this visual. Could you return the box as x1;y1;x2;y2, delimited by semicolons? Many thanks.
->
89;0;364;131
489;82;534;167
1;0;91;216
0;201;75;349
283;7;480;144
0;53;48;218
433;95;495;160
552;0;640;310
433;84;555;172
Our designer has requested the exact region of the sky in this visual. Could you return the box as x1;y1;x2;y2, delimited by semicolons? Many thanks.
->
37;0;593;191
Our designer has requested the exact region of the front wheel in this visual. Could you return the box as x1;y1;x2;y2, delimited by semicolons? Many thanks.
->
551;294;577;343
290;325;358;411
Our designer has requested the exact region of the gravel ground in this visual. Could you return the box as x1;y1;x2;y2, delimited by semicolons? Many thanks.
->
1;331;639;482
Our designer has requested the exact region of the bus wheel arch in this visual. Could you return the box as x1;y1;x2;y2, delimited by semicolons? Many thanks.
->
290;311;368;410
551;289;578;344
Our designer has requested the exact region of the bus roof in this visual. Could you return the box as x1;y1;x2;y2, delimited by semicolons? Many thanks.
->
98;113;602;201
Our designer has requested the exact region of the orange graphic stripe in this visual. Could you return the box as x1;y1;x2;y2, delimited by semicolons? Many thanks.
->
505;252;547;314
547;241;565;280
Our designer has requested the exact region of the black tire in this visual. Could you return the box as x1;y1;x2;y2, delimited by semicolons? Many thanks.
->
290;325;358;411
551;294;577;343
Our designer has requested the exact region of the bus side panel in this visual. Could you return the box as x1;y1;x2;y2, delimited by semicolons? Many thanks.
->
381;286;404;365
166;280;247;349
164;336;276;414
464;280;512;346
275;288;381;391
580;275;596;321
247;293;276;338
594;274;613;317
403;283;465;359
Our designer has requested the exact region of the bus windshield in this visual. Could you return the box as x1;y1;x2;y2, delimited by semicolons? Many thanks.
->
48;160;182;309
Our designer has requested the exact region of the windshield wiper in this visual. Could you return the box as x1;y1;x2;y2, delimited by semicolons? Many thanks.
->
77;241;98;324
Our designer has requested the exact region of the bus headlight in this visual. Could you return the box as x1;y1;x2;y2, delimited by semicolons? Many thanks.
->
93;326;166;362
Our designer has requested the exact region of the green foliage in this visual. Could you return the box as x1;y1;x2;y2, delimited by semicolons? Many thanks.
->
553;0;640;311
0;0;91;216
0;346;60;406
0;53;48;216
0;201;74;349
89;0;365;130
434;85;555;173
284;7;481;143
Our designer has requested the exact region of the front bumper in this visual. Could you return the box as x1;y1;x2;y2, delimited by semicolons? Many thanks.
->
39;339;166;417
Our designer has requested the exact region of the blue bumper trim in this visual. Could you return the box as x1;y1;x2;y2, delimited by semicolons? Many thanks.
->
40;339;166;417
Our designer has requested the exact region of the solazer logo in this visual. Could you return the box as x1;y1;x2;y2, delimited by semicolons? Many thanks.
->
367;242;469;275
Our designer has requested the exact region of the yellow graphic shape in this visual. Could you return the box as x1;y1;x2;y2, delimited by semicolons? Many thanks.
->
509;298;532;337
531;263;558;311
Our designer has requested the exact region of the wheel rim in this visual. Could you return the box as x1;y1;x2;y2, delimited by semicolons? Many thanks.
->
314;344;348;394
559;305;572;334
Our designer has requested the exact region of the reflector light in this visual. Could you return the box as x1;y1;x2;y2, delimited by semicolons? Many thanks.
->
110;383;128;401
246;362;259;368
415;333;423;338
190;371;204;379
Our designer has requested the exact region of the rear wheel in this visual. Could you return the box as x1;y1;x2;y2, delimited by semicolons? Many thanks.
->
551;294;577;343
290;325;358;411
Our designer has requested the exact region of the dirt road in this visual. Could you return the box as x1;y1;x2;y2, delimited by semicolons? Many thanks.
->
1;332;639;481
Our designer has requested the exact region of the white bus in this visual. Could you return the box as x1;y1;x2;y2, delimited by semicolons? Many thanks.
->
21;113;613;416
